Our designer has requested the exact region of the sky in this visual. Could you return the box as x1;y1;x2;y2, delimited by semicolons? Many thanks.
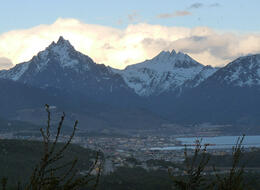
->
0;0;260;69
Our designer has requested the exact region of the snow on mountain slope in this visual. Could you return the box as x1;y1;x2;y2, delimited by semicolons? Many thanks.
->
206;54;260;87
0;37;218;98
0;36;95;81
0;36;136;101
36;37;84;70
0;62;30;81
182;65;218;89
114;50;217;96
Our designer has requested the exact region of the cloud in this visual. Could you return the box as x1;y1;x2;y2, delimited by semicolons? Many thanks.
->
127;11;140;22
189;3;203;9
0;57;13;69
0;18;260;70
210;3;221;7
116;19;123;25
174;11;192;17
189;2;220;9
157;11;192;19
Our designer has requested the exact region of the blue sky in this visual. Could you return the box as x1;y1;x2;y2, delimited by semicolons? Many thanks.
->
1;0;259;33
0;0;260;69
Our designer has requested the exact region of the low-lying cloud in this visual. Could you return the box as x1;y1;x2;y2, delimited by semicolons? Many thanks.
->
0;57;13;70
0;18;260;69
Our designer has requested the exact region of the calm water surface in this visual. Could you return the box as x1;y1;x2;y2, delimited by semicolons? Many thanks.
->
151;136;260;150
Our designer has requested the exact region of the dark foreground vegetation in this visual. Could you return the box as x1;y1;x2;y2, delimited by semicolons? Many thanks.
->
98;167;260;190
1;105;260;189
0;139;99;187
1;105;102;190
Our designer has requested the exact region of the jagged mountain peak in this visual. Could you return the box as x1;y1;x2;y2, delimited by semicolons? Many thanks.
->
156;49;184;58
0;37;97;81
57;36;69;44
47;36;75;52
31;36;97;71
115;49;214;96
126;50;201;72
0;36;134;98
38;36;80;62
156;50;174;57
154;50;184;62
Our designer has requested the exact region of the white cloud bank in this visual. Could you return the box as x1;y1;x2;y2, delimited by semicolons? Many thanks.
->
0;18;260;69
0;57;13;70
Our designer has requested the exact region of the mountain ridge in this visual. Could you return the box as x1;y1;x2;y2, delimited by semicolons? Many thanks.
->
1;37;260;128
113;49;218;96
0;37;219;97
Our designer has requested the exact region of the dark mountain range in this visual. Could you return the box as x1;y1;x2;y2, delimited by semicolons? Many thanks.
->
0;37;140;107
170;55;260;125
0;37;260;130
0;78;60;117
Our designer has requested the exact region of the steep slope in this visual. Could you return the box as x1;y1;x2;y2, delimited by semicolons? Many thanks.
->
205;54;260;87
0;79;61;117
0;37;137;105
0;78;168;130
114;50;218;96
1;37;260;128
171;54;260;125
0;37;168;129
181;65;218;89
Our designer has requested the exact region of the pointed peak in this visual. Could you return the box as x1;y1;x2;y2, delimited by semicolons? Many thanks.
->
170;49;176;55
155;49;187;60
144;49;202;68
57;36;67;44
58;36;65;41
56;36;73;47
45;36;75;54
35;36;79;66
156;49;177;58
157;50;170;56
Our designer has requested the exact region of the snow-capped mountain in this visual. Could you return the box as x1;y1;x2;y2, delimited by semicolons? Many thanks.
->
206;54;260;87
0;38;218;98
0;37;94;81
181;65;218;89
0;37;136;102
1;37;260;127
114;50;217;96
170;54;260;125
